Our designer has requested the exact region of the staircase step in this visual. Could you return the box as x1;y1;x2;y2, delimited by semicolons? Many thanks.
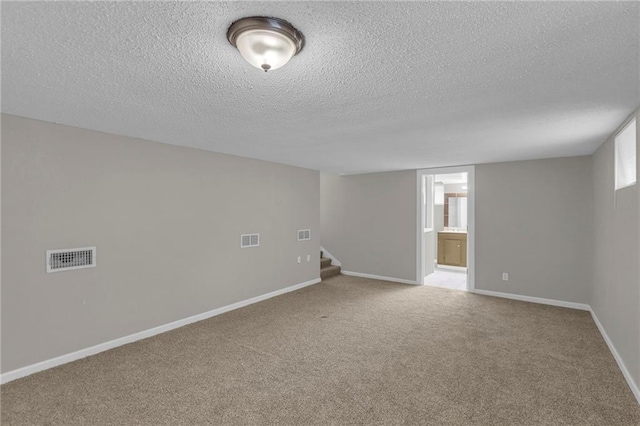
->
320;257;332;268
321;265;341;280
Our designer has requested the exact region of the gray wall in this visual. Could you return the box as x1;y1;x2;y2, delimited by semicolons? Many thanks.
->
475;156;593;303
321;158;593;299
591;109;640;390
1;114;320;373
320;130;639;394
320;171;416;281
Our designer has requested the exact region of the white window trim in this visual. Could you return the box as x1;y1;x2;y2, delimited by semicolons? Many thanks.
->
614;117;636;191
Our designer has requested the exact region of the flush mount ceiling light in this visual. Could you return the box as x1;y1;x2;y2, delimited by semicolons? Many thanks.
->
227;16;304;72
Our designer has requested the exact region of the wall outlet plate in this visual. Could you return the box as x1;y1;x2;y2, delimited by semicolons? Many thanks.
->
502;273;509;281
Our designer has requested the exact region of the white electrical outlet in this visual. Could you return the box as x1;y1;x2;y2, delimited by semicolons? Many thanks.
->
306;254;311;262
297;256;301;264
502;273;509;281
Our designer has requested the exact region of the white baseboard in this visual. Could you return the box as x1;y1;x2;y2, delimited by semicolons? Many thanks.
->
0;278;321;385
472;288;638;405
341;270;419;285
4;280;638;406
472;289;590;311
435;264;467;273
589;308;640;404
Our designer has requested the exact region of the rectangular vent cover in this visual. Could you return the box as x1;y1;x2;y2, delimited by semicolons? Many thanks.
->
241;234;260;248
297;229;311;241
47;247;96;273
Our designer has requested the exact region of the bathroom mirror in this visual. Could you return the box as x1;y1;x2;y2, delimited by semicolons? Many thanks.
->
444;194;467;229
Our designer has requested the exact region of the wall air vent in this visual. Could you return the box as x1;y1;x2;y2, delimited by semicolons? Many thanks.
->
240;234;260;248
47;247;96;273
297;229;311;241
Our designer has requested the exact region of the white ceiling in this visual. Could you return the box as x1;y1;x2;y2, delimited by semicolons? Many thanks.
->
2;1;639;175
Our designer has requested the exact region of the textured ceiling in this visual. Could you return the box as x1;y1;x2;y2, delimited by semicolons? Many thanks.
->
2;1;639;174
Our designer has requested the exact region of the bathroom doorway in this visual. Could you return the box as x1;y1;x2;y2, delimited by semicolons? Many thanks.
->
416;166;475;291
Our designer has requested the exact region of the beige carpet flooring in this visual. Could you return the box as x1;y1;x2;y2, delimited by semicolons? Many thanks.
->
2;274;639;425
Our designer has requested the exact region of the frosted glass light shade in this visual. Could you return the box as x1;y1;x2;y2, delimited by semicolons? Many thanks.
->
235;30;296;71
227;17;304;72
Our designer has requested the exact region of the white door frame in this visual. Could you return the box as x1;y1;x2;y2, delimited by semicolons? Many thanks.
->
415;165;475;290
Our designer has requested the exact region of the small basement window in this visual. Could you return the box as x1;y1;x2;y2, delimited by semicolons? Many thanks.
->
615;118;636;190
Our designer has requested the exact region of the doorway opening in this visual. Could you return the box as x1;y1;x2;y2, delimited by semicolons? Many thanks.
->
416;166;475;291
